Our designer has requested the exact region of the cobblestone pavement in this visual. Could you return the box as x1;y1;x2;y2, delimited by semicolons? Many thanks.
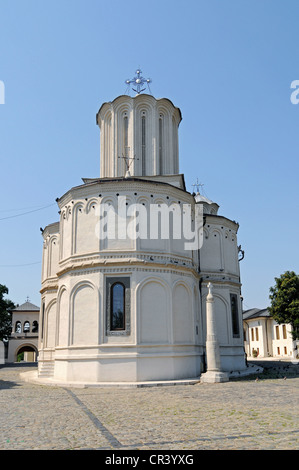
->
1;361;299;450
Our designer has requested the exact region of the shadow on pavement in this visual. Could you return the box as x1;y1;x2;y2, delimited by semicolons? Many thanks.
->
0;379;21;390
233;359;299;381
0;363;37;390
0;362;37;369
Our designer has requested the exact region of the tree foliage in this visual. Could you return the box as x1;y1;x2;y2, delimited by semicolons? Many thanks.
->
268;271;299;340
0;284;15;341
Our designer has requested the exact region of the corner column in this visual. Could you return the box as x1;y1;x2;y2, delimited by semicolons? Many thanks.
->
200;283;229;383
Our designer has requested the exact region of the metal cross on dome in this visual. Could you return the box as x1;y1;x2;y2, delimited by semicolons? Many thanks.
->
125;69;152;95
192;178;204;194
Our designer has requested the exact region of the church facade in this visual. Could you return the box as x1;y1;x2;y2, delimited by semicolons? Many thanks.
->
37;84;247;385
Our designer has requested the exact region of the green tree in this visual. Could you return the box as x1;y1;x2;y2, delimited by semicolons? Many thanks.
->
268;271;299;340
0;284;15;341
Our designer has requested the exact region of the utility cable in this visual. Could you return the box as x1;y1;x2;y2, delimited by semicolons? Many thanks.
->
0;203;56;220
0;261;41;267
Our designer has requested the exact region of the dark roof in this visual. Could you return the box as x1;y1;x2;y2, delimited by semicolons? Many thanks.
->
13;301;40;312
243;308;271;320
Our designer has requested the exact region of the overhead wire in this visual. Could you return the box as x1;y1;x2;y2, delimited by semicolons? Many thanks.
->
0;203;53;213
0;203;56;220
0;261;41;267
0;202;56;267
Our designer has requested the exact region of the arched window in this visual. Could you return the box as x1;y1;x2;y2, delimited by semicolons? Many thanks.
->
106;276;130;336
110;282;125;330
32;321;39;333
23;321;30;333
123;114;129;158
159;115;163;174
141;114;146;175
15;321;22;334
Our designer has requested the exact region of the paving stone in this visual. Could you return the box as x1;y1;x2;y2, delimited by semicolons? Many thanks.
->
0;362;299;450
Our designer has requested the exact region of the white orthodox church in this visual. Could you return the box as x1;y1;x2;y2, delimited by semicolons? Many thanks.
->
30;71;249;386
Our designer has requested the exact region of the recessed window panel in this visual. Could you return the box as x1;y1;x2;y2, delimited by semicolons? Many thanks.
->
106;277;131;336
111;283;125;330
230;293;240;338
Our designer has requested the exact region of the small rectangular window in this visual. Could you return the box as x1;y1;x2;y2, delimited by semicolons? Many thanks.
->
255;327;259;341
276;325;280;340
282;324;287;339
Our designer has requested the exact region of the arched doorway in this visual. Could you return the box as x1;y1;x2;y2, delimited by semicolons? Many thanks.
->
15;344;38;363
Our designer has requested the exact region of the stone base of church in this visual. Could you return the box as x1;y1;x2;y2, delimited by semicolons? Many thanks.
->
21;362;262;388
35;347;203;385
51;356;202;384
200;370;229;383
20;369;201;388
23;346;258;388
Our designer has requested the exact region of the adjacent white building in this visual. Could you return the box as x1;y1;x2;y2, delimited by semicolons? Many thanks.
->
6;300;39;363
243;308;297;359
34;77;248;385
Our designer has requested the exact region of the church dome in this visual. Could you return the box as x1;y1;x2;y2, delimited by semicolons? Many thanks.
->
194;193;214;204
194;192;219;215
96;93;182;178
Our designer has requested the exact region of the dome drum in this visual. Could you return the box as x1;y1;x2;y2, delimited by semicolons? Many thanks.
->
96;94;181;178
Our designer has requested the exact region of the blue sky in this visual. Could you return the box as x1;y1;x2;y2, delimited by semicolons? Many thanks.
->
0;0;298;309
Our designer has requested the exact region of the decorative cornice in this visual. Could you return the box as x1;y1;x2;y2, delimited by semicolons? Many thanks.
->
56;258;199;279
57;177;191;209
40;284;59;295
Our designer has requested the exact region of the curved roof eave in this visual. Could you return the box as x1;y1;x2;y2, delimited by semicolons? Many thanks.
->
56;175;189;207
96;94;182;123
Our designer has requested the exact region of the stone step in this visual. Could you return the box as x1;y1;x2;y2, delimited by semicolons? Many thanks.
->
38;361;54;377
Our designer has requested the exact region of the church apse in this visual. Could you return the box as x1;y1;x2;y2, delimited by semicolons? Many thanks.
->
35;70;247;385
